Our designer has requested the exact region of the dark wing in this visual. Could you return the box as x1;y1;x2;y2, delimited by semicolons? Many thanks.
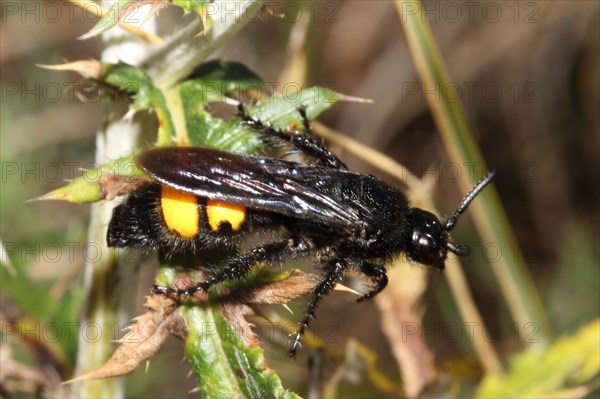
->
136;147;362;228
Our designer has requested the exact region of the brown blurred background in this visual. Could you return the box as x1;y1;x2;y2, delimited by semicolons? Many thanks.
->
1;1;598;397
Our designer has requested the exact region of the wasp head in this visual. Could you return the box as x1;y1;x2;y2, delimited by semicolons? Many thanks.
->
405;209;470;270
404;171;496;270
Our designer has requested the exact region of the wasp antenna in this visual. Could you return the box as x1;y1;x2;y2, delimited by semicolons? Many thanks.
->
445;170;496;231
446;241;470;257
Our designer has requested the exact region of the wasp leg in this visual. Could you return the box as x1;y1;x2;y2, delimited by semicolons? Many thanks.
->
297;105;314;138
356;262;388;302
153;237;312;296
237;103;347;170
288;258;349;359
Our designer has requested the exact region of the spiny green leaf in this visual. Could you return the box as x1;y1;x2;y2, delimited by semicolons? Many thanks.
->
183;305;301;399
247;87;342;130
180;108;264;153
185;60;263;90
172;60;262;146
176;83;345;151
100;63;156;107
163;60;263;145
80;0;151;40
79;0;129;39
180;60;263;103
33;156;141;204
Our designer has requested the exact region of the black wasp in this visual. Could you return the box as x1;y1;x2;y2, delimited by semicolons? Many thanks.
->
107;104;495;358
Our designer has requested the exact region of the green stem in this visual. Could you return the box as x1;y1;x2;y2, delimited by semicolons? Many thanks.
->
394;0;551;350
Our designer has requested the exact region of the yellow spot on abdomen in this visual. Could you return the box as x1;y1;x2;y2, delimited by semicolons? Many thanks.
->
206;200;246;231
160;186;199;239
